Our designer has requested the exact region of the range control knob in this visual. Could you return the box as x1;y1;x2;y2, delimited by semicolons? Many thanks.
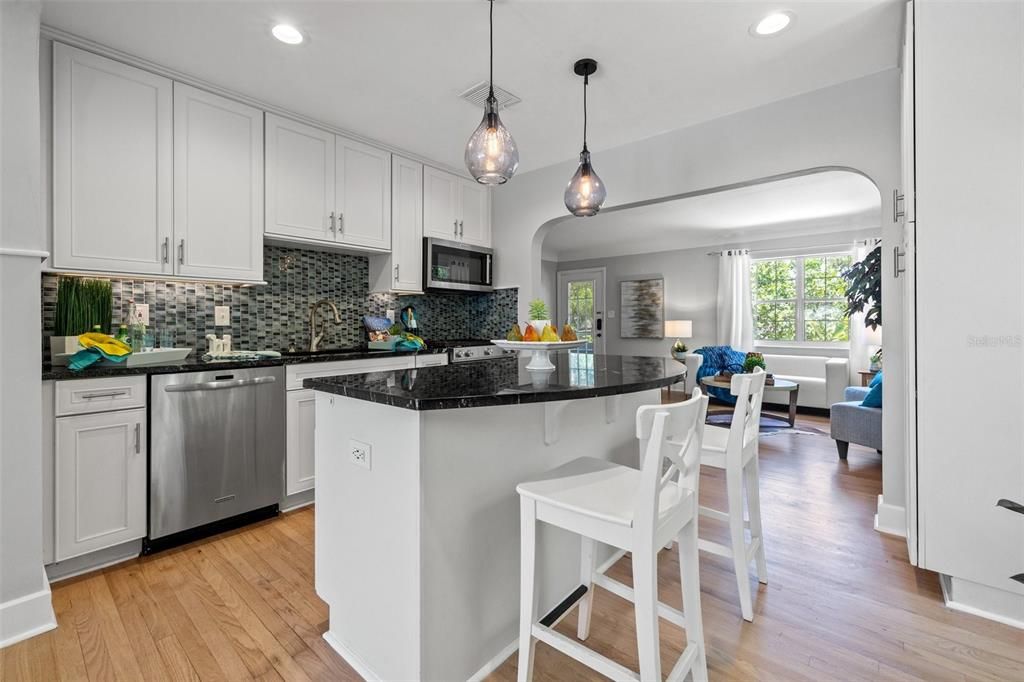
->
484;348;493;356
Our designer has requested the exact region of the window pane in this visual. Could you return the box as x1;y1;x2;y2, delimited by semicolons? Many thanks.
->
753;259;796;301
567;280;595;350
755;301;796;341
805;255;852;299
805;301;849;342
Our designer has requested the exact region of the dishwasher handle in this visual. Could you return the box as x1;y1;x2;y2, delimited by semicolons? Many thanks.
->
164;375;277;393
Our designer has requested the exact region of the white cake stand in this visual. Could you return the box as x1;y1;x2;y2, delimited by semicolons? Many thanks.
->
490;339;588;371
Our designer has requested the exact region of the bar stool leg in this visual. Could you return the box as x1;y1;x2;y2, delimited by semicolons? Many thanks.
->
745;457;768;584
632;544;662;682
517;498;538;682
678;520;708;682
577;536;596;640
726;466;754;622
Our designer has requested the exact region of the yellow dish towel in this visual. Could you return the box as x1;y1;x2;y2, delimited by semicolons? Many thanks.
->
78;332;132;357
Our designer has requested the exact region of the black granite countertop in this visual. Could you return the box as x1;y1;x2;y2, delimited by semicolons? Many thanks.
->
303;353;686;410
41;346;447;381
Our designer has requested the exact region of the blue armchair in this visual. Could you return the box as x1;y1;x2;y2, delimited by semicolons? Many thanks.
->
830;386;882;460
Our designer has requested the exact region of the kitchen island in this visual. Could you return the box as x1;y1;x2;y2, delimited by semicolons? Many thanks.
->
306;353;686;682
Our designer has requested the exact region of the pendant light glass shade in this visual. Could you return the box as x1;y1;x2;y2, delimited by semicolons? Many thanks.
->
465;94;519;185
565;150;606;217
465;0;518;184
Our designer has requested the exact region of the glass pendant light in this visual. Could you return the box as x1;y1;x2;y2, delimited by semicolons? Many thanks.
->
565;58;606;217
465;0;519;184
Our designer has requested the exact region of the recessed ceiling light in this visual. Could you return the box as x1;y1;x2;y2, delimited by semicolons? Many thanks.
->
751;11;794;36
271;24;304;45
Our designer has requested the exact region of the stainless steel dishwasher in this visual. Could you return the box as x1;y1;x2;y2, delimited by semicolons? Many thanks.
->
146;365;285;553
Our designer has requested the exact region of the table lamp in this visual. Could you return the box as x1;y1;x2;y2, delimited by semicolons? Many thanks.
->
665;320;693;359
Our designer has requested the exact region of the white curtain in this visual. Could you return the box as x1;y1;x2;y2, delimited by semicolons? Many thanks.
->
716;249;754;349
848;240;882;383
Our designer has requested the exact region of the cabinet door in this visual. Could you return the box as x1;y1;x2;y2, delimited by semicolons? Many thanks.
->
174;83;264;281
55;409;146;561
286;389;316;495
423;166;460;240
53;43;173;275
265;114;335;242
391;156;424;292
458;178;491;247
336;136;391;250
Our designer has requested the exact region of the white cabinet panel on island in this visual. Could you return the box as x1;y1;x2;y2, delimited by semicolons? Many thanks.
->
52;43;173;276
173;83;264;282
55;408;147;561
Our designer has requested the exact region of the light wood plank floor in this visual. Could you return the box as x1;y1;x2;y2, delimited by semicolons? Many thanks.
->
4;412;1023;681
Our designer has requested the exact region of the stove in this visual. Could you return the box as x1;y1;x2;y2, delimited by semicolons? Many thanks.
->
425;339;517;363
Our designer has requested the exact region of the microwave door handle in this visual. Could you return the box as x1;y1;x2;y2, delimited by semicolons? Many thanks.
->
485;254;492;284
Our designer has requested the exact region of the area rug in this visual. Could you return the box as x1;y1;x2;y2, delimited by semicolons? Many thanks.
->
705;412;829;436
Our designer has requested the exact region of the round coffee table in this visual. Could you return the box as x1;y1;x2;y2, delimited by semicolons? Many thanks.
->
699;375;800;427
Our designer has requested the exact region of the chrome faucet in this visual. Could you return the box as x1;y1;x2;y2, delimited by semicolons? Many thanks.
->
309;299;342;352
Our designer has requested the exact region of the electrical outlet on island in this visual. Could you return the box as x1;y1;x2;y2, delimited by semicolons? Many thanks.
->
214;306;230;326
349;439;372;470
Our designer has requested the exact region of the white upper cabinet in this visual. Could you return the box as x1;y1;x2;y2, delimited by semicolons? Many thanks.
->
335;136;392;250
265;113;335;242
422;166;491;247
370;155;423;293
458;178;491;247
53;43;173;275
424;166;461;241
173;83;264;282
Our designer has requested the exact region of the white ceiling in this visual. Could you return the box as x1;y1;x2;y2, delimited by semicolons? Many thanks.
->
40;0;904;174
542;170;881;261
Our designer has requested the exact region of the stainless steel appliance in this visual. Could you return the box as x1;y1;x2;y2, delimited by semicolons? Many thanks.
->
147;366;284;552
429;339;516;363
424;238;494;293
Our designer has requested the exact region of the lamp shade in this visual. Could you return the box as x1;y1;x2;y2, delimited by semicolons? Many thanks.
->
665;320;693;338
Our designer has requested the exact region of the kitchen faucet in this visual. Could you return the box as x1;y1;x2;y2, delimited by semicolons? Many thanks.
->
309;299;342;352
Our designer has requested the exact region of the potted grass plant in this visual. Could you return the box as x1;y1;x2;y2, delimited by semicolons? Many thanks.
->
527;298;550;337
51;277;113;362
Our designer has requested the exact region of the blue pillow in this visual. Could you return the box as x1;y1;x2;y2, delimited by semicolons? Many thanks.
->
869;371;883;388
862;376;882;408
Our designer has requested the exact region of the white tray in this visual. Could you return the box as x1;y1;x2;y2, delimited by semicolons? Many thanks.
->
490;339;587;370
52;347;193;367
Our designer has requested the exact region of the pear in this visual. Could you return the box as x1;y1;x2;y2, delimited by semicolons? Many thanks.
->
541;325;561;342
560;324;578;342
506;324;523;342
522;324;540;342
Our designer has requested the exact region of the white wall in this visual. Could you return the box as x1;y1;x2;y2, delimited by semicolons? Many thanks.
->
554;228;880;361
915;0;1024;612
0;0;56;647
494;69;907;527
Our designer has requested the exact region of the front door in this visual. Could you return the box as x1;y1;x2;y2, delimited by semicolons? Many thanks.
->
557;268;606;354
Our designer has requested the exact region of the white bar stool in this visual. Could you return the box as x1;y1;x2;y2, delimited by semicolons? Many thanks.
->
698;367;768;622
516;390;710;682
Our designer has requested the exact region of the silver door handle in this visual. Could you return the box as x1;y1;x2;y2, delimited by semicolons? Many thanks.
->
164;376;277;393
134;423;141;454
81;390;129;399
454;219;459;237
178;239;185;265
459;220;464;238
394;264;400;281
338;212;344;234
894;246;906;278
330;211;336;233
893;189;905;222
162;237;169;263
485;254;492;284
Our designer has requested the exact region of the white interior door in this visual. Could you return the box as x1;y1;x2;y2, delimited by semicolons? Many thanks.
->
557;268;606;354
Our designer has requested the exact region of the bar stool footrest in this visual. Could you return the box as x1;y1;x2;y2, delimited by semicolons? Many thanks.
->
591;574;687;628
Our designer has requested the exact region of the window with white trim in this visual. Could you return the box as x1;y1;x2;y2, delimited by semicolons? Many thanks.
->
751;253;853;344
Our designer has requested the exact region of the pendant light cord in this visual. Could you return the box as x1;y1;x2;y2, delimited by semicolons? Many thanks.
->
582;73;589;153
488;0;495;100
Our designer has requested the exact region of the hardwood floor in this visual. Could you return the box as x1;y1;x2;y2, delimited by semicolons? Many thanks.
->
4;411;1023;681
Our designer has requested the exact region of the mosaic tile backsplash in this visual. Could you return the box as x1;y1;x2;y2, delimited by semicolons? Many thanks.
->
42;245;518;353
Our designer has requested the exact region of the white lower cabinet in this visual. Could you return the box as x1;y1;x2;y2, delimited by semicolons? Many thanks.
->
55;408;147;561
286;389;317;496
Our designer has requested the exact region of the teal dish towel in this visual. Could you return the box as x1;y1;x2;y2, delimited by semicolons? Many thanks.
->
67;347;129;372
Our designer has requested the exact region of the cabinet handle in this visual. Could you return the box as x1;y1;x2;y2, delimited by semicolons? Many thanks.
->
338;212;344;234
485;254;492;284
893;189;905;222
459;220;464;238
394;264;400;281
454;219;459;237
134;423;141;454
81;390;128;400
329;211;336;233
893;246;906;278
162;237;169;263
178;239;185;265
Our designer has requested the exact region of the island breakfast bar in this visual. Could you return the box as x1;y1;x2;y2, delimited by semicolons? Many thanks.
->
306;353;686;681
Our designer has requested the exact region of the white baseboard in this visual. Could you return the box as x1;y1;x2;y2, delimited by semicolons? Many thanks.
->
0;569;56;649
873;495;907;537
323;630;382;681
467;638;519;682
940;575;1024;630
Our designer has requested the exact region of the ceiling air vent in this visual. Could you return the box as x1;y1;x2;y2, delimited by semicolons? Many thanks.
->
459;81;521;110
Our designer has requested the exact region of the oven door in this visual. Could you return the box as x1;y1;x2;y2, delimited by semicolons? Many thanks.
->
424;238;493;292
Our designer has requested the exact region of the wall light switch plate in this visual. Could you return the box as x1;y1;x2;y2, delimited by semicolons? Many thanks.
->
134;304;150;325
214;306;230;326
386;309;396;323
608;310;616;319
349;439;372;470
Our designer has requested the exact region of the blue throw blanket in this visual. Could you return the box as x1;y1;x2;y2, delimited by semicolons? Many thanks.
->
694;346;748;404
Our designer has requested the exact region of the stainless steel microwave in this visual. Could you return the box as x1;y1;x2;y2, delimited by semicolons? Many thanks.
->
424;238;494;293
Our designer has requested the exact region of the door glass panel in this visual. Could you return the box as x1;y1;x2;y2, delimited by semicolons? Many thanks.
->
567;279;596;351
